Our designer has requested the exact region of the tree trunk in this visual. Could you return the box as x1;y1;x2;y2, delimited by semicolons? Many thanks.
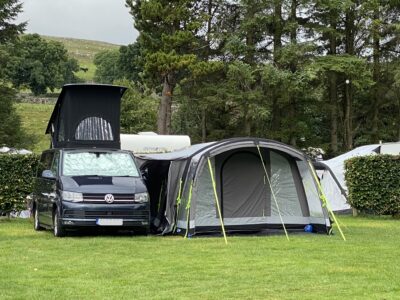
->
273;1;283;64
344;5;355;150
398;96;400;141
288;0;297;147
290;0;297;46
328;15;338;154
201;108;206;142
371;7;381;143
270;1;283;138
344;81;353;150
157;74;174;135
244;117;251;136
329;72;338;154
244;3;256;65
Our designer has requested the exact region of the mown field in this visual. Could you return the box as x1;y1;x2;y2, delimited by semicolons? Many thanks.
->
0;216;399;299
43;36;119;82
15;103;54;153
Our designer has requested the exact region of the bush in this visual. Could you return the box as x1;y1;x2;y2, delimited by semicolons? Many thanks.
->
345;155;400;216
0;154;39;215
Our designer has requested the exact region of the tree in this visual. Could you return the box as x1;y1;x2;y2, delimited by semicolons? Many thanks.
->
0;0;26;80
93;49;120;84
93;42;144;84
360;0;400;143
0;0;31;148
126;0;199;134
126;0;399;153
0;0;26;44
6;34;79;95
0;86;32;148
116;79;158;133
118;42;144;83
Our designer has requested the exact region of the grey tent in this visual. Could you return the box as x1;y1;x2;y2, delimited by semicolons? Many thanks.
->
137;138;332;236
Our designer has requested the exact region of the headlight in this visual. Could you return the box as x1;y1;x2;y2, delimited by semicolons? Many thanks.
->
62;191;83;202
134;192;149;203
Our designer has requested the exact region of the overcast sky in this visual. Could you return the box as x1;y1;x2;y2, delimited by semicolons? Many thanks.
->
16;0;138;45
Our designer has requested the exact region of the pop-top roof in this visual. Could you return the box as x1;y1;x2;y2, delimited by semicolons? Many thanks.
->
46;84;127;149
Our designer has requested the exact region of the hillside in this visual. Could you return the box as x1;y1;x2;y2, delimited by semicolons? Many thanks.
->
43;36;120;82
15;103;54;153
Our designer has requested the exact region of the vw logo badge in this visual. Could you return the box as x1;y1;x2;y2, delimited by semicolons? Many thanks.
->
104;194;114;204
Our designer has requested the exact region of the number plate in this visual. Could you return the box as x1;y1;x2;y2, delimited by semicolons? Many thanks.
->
96;218;123;226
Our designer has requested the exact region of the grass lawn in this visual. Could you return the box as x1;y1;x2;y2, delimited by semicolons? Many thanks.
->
0;216;399;299
15;103;54;153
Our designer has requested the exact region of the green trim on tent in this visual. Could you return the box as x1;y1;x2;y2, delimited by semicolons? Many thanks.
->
208;158;228;244
308;160;346;241
184;180;194;238
173;178;183;233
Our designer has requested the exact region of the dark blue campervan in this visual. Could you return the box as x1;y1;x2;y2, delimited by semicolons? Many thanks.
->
32;84;150;237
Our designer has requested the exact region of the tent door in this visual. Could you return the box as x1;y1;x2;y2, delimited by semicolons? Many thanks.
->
220;151;268;218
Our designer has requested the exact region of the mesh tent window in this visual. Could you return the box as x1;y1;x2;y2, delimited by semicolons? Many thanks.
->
75;117;114;141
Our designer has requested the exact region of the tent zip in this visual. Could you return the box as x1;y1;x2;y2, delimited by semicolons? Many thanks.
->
184;180;194;238
308;160;346;241
207;158;228;244
256;145;290;241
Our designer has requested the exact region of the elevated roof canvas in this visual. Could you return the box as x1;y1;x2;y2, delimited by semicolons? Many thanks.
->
46;84;127;149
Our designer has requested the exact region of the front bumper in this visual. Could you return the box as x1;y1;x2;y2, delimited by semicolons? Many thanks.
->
60;201;150;228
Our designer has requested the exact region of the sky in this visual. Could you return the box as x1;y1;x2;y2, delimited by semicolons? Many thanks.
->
16;0;139;45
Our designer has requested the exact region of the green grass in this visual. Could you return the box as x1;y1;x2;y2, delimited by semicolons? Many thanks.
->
42;36;119;82
0;216;399;299
15;103;54;153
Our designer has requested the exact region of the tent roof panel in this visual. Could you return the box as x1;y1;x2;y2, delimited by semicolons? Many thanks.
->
136;142;216;161
137;138;307;162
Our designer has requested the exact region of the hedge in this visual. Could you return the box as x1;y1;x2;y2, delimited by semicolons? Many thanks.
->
0;154;39;215
345;155;400;216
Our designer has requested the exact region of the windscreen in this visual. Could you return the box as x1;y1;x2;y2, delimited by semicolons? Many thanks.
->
62;152;139;177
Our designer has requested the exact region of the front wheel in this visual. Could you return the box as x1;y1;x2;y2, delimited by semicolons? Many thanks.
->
53;209;65;237
33;207;44;231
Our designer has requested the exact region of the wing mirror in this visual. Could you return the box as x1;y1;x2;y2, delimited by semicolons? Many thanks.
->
42;169;56;180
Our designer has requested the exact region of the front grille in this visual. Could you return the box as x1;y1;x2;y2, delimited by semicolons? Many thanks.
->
64;209;149;220
83;193;135;204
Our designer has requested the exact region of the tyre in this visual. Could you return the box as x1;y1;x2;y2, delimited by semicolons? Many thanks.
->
53;209;66;237
33;207;44;231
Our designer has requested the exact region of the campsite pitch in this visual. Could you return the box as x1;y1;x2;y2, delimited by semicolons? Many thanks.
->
0;216;399;299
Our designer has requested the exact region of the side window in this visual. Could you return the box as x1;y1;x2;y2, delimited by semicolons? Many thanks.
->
50;151;60;176
75;116;114;141
37;152;54;177
58;118;65;142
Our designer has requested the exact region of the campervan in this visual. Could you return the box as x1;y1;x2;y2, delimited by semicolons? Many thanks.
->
32;84;150;237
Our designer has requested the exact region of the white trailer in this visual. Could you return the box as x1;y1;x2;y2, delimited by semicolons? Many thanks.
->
120;132;191;154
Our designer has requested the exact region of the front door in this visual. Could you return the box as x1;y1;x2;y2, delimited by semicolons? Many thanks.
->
221;151;268;218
